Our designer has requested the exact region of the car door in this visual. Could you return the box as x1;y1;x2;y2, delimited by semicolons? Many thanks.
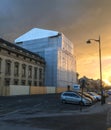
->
71;93;81;104
65;93;74;103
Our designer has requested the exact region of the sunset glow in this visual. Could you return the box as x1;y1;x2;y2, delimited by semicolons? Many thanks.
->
0;0;111;84
76;38;111;85
103;79;111;86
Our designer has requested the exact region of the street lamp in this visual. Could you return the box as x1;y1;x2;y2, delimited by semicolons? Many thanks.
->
86;36;105;105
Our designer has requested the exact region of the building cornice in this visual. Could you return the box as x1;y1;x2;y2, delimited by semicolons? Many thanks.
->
0;38;45;65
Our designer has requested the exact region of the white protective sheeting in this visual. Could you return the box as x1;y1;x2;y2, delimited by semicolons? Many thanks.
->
15;28;77;87
15;28;59;43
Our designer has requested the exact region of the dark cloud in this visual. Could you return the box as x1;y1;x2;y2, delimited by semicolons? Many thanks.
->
0;0;111;80
0;0;102;41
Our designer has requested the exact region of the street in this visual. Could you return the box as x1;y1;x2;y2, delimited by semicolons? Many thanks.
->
0;94;110;130
1;111;107;130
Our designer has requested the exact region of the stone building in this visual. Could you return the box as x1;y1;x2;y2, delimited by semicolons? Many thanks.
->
15;28;77;87
0;38;45;95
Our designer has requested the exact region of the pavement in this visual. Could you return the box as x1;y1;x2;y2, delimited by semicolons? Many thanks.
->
0;94;111;130
106;96;111;129
0;95;110;119
83;96;111;130
0;96;110;119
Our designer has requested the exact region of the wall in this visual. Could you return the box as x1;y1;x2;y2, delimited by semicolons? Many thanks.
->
2;86;10;96
30;86;68;95
30;86;47;94
10;85;30;95
2;85;69;96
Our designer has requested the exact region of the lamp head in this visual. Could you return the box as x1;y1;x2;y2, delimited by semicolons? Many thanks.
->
86;40;91;44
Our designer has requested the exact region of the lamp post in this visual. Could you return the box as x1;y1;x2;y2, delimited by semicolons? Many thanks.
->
86;36;105;105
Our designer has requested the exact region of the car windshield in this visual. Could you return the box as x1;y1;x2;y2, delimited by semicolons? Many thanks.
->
90;92;98;96
83;92;90;96
78;93;87;98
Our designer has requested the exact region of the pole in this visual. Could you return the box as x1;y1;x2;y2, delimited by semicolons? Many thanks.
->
80;78;85;111
86;36;105;105
98;36;104;105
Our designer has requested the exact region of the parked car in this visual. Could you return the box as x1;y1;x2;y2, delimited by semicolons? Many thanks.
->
60;91;92;106
97;91;109;98
88;92;101;101
79;91;97;103
107;89;111;95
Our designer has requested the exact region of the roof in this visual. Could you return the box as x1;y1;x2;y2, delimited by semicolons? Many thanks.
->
15;28;60;43
0;38;45;64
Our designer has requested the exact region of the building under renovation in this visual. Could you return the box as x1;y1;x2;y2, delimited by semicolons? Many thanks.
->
15;28;77;87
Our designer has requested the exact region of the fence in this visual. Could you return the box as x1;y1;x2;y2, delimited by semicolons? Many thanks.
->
1;85;70;96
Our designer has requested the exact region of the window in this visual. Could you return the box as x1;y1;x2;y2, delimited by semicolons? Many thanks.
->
34;81;37;86
22;64;26;77
63;92;79;98
28;80;32;86
63;93;71;96
72;93;79;98
14;79;19;85
4;78;10;86
14;62;19;76
39;81;43;86
5;60;11;75
39;68;42;80
28;66;32;78
21;80;25;85
34;67;38;79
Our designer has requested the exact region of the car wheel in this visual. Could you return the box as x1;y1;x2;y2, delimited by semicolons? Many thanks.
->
62;99;66;104
79;101;84;106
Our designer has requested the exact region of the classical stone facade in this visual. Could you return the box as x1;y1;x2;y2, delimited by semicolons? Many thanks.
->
0;38;45;95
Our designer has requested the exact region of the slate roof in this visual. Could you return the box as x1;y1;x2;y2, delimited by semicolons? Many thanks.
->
15;28;60;43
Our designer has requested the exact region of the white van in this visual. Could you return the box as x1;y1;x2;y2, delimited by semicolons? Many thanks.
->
73;84;80;91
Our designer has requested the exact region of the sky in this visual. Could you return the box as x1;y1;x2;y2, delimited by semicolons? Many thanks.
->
0;0;111;85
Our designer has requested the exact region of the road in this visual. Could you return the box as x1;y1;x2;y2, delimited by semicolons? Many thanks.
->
0;94;111;130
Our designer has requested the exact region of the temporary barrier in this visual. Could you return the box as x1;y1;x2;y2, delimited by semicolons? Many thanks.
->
30;86;47;95
1;85;69;96
10;85;30;96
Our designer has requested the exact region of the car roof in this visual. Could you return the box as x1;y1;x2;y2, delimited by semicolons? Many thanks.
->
62;91;79;94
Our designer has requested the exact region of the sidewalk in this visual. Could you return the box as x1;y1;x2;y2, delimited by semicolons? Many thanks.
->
82;98;111;114
105;96;111;129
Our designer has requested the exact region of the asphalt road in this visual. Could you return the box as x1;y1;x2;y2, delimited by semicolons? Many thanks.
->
2;110;107;130
0;94;87;114
0;94;110;130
